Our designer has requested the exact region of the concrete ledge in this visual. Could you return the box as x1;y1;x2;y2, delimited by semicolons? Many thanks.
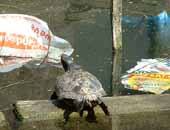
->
0;112;11;130
108;94;170;130
13;94;170;130
107;94;170;114
14;100;111;130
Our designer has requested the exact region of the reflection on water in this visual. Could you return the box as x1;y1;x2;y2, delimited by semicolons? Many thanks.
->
72;10;112;95
148;11;170;58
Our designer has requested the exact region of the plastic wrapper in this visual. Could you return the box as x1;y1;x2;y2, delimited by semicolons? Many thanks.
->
121;59;170;94
0;14;73;72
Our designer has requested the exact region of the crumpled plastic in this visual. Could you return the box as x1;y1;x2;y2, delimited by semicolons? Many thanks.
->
121;11;170;94
0;14;73;72
121;59;170;94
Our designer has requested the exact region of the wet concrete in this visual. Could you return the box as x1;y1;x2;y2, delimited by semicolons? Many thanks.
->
13;94;170;130
14;99;111;130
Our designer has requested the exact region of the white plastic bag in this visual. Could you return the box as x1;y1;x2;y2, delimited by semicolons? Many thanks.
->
0;14;73;72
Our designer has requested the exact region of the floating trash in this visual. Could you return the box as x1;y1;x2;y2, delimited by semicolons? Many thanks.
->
121;59;170;94
0;14;73;72
121;11;170;94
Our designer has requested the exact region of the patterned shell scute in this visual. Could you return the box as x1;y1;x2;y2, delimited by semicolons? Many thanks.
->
55;69;106;101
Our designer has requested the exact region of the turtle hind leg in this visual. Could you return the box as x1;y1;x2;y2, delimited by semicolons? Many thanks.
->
63;110;72;124
98;99;110;116
86;107;97;123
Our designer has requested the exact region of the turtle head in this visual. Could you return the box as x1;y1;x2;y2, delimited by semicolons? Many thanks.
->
61;54;81;72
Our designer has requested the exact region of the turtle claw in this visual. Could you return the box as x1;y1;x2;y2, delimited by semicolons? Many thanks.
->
79;110;84;117
63;119;67;124
86;116;98;123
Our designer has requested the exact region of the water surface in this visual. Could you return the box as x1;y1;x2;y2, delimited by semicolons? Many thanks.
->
0;1;169;128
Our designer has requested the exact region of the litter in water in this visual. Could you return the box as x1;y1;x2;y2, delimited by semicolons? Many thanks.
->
121;11;170;94
0;14;73;72
121;58;170;94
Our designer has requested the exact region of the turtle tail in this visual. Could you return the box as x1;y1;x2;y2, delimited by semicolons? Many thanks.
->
50;91;58;100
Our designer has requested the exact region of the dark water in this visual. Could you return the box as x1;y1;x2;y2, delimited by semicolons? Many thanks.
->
0;0;112;112
0;0;169;128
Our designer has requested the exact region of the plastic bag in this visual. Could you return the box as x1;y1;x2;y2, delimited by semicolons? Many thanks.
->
0;14;73;72
121;59;170;94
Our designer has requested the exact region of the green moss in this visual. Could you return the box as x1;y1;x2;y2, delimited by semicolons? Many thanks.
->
15;104;111;130
61;111;111;130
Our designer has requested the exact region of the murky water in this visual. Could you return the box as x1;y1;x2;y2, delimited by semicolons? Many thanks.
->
0;0;112;112
0;0;169;129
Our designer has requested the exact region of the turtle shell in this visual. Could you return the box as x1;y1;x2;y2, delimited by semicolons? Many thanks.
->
55;69;106;102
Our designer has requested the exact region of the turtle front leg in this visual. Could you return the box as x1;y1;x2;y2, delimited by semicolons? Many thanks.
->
79;109;84;117
63;110;72;124
86;107;97;123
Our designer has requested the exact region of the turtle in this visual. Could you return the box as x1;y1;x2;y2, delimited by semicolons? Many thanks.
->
50;54;110;123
